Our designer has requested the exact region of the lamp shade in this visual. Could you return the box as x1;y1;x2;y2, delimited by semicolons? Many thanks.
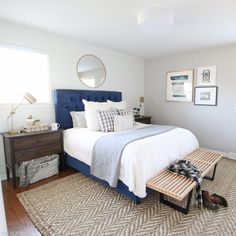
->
23;92;37;104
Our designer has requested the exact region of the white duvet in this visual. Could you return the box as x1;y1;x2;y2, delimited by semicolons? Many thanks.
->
64;123;199;198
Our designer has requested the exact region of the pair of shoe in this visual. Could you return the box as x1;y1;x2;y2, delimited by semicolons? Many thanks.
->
202;190;228;211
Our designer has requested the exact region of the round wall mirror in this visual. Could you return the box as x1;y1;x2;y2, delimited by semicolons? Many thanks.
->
76;54;106;88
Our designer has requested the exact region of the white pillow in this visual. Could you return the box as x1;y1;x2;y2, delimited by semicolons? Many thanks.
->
70;111;87;128
107;100;127;109
82;99;111;131
117;107;136;125
114;114;134;132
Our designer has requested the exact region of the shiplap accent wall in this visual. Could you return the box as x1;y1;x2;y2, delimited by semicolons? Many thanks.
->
0;21;144;179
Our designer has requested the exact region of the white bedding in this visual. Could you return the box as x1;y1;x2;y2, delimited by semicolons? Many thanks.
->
64;123;199;198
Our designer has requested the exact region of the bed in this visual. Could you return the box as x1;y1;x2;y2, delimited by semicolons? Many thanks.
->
54;89;199;203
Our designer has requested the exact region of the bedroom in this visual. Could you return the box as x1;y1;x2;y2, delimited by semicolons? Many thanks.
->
0;0;236;235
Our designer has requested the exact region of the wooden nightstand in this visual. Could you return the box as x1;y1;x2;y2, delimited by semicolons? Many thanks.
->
135;116;152;124
1;129;64;188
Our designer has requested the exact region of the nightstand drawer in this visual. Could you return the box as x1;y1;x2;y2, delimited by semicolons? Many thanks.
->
2;129;64;188
15;144;62;163
14;132;61;151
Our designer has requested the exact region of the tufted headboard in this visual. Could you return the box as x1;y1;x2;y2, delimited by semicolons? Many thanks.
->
54;89;122;129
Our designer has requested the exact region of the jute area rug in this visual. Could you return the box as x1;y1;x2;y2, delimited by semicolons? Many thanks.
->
17;158;236;236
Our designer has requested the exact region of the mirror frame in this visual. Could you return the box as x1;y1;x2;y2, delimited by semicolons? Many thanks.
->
76;54;106;88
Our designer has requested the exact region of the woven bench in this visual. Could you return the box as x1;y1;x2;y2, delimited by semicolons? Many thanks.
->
146;149;222;214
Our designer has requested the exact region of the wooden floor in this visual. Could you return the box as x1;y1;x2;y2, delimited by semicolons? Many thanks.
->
2;168;76;236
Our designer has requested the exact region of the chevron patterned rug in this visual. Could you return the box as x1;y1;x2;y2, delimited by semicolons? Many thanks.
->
18;158;236;236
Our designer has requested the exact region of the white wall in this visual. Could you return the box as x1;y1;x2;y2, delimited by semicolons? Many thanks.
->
0;181;8;236
145;44;236;155
0;21;144;179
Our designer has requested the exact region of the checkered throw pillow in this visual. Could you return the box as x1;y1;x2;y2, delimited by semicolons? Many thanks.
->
97;109;119;132
118;107;134;116
118;107;135;124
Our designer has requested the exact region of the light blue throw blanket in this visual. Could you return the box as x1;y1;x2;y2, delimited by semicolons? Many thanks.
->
91;125;175;187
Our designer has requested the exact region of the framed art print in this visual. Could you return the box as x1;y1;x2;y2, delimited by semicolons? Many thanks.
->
166;70;193;102
197;65;216;86
194;86;218;106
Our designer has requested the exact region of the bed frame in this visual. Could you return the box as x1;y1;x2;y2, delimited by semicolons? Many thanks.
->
54;89;149;203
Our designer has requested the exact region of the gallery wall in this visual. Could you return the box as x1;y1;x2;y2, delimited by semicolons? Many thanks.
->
145;44;236;156
0;20;144;179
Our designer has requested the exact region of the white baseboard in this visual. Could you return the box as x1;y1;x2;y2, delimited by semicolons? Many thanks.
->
0;175;7;181
227;152;236;160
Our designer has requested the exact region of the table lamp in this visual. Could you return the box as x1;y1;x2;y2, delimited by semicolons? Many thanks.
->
139;96;144;116
7;92;37;134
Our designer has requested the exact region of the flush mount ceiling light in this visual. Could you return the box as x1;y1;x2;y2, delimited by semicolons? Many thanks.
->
137;7;174;34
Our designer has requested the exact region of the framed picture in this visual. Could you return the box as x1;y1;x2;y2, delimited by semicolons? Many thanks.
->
197;65;216;86
166;70;193;102
194;86;218;106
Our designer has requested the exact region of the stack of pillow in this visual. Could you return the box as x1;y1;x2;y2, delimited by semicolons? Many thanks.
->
70;100;134;132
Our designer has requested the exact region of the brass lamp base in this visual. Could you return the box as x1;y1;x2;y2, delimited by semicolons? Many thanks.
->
8;130;20;135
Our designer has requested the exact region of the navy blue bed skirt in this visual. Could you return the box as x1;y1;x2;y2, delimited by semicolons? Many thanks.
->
65;153;153;203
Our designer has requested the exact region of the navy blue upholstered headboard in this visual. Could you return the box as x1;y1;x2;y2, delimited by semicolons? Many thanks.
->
54;89;122;129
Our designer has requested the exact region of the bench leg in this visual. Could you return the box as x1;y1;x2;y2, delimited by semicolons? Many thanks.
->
160;190;193;215
204;163;218;181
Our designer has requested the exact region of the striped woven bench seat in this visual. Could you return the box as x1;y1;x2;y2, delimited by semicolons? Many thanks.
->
146;149;222;214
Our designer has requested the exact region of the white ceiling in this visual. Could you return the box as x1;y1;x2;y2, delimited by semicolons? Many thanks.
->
0;0;236;58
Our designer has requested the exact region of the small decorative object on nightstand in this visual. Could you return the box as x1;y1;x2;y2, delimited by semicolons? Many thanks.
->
1;129;64;188
7;92;37;134
135;116;152;124
139;96;144;116
133;107;140;117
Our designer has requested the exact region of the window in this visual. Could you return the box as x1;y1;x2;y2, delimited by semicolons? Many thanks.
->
0;45;50;103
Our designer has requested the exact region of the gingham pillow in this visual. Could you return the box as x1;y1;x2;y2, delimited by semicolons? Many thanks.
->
118;107;134;116
97;109;119;132
118;107;135;124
